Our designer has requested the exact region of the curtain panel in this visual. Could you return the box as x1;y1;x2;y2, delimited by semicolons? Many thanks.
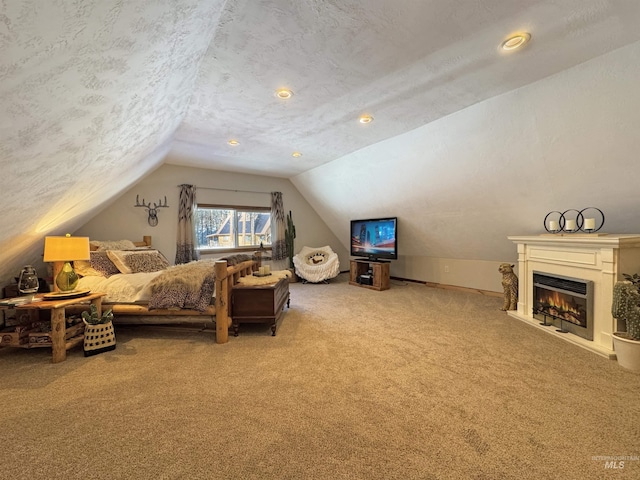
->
271;192;287;261
175;184;200;264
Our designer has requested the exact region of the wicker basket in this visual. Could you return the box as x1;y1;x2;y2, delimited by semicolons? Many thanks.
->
83;320;116;357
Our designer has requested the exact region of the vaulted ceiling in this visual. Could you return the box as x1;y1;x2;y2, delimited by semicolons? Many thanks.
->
2;0;640;285
169;0;640;176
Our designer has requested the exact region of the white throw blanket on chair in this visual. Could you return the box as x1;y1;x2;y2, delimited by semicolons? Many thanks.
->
293;246;340;283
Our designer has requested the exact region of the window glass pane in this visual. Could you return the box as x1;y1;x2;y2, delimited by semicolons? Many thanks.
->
235;211;271;247
195;208;233;249
195;207;271;250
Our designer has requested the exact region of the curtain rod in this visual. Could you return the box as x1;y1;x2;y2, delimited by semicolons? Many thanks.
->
177;185;272;195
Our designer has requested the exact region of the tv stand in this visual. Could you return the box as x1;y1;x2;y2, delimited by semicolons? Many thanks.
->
349;259;390;291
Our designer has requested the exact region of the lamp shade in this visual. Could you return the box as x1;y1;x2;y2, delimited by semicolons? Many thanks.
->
43;235;91;262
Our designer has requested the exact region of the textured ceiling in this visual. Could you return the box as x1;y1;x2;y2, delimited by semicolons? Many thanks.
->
169;0;640;176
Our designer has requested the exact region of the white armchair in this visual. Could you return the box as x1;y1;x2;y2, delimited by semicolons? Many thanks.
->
293;245;340;283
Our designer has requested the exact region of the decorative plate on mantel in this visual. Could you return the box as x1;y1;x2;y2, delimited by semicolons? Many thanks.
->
43;289;91;300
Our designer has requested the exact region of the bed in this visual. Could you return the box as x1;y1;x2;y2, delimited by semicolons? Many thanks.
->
74;236;262;344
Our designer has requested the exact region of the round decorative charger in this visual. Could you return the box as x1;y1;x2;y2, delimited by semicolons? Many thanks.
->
43;289;91;300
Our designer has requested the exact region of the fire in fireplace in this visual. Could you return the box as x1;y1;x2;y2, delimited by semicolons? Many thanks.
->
532;272;594;341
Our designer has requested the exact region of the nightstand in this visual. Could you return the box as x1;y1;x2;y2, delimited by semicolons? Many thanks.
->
0;292;106;363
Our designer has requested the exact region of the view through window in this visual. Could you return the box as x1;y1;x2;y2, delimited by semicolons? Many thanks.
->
195;205;271;251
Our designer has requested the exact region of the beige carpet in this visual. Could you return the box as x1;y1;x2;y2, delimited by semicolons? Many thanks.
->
1;273;638;479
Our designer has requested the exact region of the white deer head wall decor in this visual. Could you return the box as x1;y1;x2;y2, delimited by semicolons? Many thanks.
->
135;195;169;227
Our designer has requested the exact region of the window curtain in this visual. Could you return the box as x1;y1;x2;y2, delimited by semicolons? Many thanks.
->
175;184;200;264
271;191;287;261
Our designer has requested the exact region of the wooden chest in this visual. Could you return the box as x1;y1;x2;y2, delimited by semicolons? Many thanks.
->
231;277;290;336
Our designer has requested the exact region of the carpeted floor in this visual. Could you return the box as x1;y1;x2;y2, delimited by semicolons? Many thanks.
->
1;273;638;479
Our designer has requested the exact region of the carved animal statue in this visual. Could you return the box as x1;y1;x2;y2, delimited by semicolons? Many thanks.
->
498;263;518;311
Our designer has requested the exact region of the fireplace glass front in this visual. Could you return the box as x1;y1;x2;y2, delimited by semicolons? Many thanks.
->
532;272;594;341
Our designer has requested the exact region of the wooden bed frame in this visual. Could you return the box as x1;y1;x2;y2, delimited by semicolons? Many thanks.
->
96;236;261;344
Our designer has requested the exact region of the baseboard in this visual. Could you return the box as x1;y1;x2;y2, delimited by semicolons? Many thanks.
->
423;280;502;298
343;271;502;298
391;275;501;297
390;276;426;285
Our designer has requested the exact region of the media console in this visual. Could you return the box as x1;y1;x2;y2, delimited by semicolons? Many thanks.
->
349;259;390;291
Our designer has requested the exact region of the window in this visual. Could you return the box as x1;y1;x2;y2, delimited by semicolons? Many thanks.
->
195;205;271;251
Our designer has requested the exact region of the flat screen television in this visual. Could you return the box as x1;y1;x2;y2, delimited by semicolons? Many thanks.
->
350;217;398;261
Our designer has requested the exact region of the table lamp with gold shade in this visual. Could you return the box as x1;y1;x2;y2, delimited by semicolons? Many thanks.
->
43;234;90;292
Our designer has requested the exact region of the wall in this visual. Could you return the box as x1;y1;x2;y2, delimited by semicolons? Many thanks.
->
292;40;640;293
75;164;348;271
393;256;508;292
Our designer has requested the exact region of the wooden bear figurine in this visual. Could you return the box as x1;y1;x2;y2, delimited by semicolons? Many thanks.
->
498;263;518;311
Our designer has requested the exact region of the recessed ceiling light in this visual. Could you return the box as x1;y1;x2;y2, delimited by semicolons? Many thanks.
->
275;88;293;99
359;114;374;124
501;32;531;51
228;139;239;146
292;151;302;158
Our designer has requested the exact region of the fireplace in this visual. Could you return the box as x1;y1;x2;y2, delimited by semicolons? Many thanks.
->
532;272;593;341
508;234;640;358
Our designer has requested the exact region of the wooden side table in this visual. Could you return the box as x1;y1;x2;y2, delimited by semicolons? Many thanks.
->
0;292;105;363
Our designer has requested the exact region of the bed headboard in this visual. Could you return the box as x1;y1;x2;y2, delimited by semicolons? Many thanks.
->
134;236;152;248
89;236;152;251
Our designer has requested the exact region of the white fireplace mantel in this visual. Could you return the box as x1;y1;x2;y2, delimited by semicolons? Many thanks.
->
507;234;640;358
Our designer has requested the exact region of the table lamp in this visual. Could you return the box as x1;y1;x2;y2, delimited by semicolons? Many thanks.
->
43;234;91;292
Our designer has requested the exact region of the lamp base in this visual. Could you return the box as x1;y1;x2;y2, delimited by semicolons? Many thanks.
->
55;261;79;292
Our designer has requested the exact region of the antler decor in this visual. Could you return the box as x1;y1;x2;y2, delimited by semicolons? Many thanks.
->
135;195;169;227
